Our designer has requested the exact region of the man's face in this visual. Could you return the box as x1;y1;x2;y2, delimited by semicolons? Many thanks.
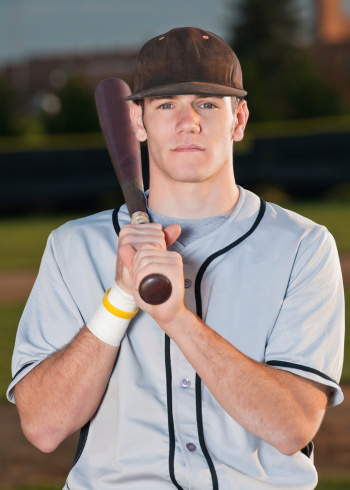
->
133;94;239;186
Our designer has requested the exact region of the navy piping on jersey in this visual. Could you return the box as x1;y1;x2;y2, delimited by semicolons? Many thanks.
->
165;335;184;489
301;441;314;459
71;421;90;469
112;206;121;235
266;360;341;386
195;373;219;489
193;198;266;490
113;199;267;488
113;206;183;487
11;361;36;382
195;198;266;319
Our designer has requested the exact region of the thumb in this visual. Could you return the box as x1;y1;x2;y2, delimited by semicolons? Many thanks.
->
119;245;136;271
163;224;181;247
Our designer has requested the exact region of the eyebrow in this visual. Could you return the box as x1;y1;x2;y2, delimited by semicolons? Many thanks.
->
147;95;224;103
148;96;179;103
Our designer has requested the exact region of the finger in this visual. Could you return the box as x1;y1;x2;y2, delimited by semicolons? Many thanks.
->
132;251;182;287
164;224;181;247
119;244;136;272
119;226;167;250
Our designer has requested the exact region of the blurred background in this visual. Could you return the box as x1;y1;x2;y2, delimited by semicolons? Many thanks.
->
0;0;349;489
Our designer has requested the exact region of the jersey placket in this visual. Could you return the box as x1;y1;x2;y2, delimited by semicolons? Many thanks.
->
170;339;211;489
166;257;212;488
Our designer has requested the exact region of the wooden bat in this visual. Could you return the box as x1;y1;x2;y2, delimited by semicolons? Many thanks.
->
95;78;172;305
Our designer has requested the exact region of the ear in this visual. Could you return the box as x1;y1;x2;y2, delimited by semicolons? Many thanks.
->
130;102;147;142
232;100;249;142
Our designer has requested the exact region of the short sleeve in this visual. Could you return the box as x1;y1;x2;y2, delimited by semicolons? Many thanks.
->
7;233;84;403
265;227;345;407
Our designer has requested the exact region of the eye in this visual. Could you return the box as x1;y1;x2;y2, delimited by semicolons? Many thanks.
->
200;102;215;109
159;102;174;109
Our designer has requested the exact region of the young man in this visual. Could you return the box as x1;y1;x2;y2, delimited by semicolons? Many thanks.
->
8;27;344;489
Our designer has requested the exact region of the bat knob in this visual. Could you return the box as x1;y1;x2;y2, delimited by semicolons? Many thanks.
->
139;274;172;305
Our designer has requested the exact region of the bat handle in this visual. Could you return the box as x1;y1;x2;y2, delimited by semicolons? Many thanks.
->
131;212;172;305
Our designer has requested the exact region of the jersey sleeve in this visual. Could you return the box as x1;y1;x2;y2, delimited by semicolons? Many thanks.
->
7;232;85;403
264;226;345;407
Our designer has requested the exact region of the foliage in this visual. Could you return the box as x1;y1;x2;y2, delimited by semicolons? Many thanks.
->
41;77;100;134
0;79;17;136
228;0;343;121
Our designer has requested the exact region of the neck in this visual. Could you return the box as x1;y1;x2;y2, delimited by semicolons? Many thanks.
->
148;169;239;219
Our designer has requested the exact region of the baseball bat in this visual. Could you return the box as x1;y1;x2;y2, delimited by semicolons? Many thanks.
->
95;78;172;305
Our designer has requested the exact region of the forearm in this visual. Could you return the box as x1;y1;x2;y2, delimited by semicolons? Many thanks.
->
14;326;118;453
163;309;327;455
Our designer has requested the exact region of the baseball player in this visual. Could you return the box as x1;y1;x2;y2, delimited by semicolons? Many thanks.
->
8;27;344;489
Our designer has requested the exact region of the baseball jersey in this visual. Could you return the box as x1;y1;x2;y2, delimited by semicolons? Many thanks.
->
7;187;344;490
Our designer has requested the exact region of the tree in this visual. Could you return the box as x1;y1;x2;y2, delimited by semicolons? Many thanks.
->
0;79;17;136
228;0;342;121
42;77;100;134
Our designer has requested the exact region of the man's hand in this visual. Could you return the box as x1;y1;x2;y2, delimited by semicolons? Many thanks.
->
117;223;186;324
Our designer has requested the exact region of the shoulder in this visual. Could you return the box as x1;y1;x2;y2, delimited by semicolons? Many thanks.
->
52;209;113;240
49;210;116;258
262;200;338;262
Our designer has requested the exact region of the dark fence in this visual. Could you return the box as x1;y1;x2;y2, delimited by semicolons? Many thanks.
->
0;130;349;215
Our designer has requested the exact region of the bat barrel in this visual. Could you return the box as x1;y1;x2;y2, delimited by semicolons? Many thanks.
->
95;78;172;305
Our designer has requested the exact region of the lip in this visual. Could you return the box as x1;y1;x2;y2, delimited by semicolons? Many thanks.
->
171;145;205;152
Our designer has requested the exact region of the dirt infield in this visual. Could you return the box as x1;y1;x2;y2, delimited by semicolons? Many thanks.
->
1;388;350;486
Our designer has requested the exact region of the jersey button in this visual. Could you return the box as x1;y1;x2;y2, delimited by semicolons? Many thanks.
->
186;443;197;452
184;278;192;288
181;377;191;388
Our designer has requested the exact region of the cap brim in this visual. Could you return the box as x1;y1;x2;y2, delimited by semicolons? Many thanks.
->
125;81;247;100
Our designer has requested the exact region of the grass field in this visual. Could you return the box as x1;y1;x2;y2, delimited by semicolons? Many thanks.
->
285;200;350;254
0;200;349;271
0;214;83;270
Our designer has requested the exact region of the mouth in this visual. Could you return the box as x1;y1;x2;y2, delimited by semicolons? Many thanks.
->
171;145;205;152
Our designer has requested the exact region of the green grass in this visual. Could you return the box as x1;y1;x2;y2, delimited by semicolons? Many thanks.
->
343;290;350;383
0;215;83;270
285;201;350;254
316;478;350;489
0;303;24;402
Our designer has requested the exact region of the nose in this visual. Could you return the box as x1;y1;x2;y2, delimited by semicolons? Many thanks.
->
175;105;200;134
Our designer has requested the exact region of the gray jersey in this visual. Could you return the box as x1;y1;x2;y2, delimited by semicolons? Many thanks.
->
7;187;344;490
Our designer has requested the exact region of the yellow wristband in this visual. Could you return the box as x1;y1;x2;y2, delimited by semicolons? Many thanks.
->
103;289;139;319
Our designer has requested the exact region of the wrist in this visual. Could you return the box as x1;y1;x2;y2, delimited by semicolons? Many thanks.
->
86;283;138;346
157;306;193;338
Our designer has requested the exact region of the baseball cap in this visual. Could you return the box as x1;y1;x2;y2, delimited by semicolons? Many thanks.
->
125;27;247;101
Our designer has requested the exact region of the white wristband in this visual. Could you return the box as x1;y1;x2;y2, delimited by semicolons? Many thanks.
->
87;282;138;347
108;282;137;312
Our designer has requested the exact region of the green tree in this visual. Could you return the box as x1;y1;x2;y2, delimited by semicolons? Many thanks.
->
42;77;100;133
228;0;342;121
0;79;17;136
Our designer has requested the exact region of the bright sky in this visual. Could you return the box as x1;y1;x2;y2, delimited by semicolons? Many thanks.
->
0;0;329;66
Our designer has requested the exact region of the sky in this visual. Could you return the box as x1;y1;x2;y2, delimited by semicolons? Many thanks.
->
0;0;235;65
0;0;335;66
